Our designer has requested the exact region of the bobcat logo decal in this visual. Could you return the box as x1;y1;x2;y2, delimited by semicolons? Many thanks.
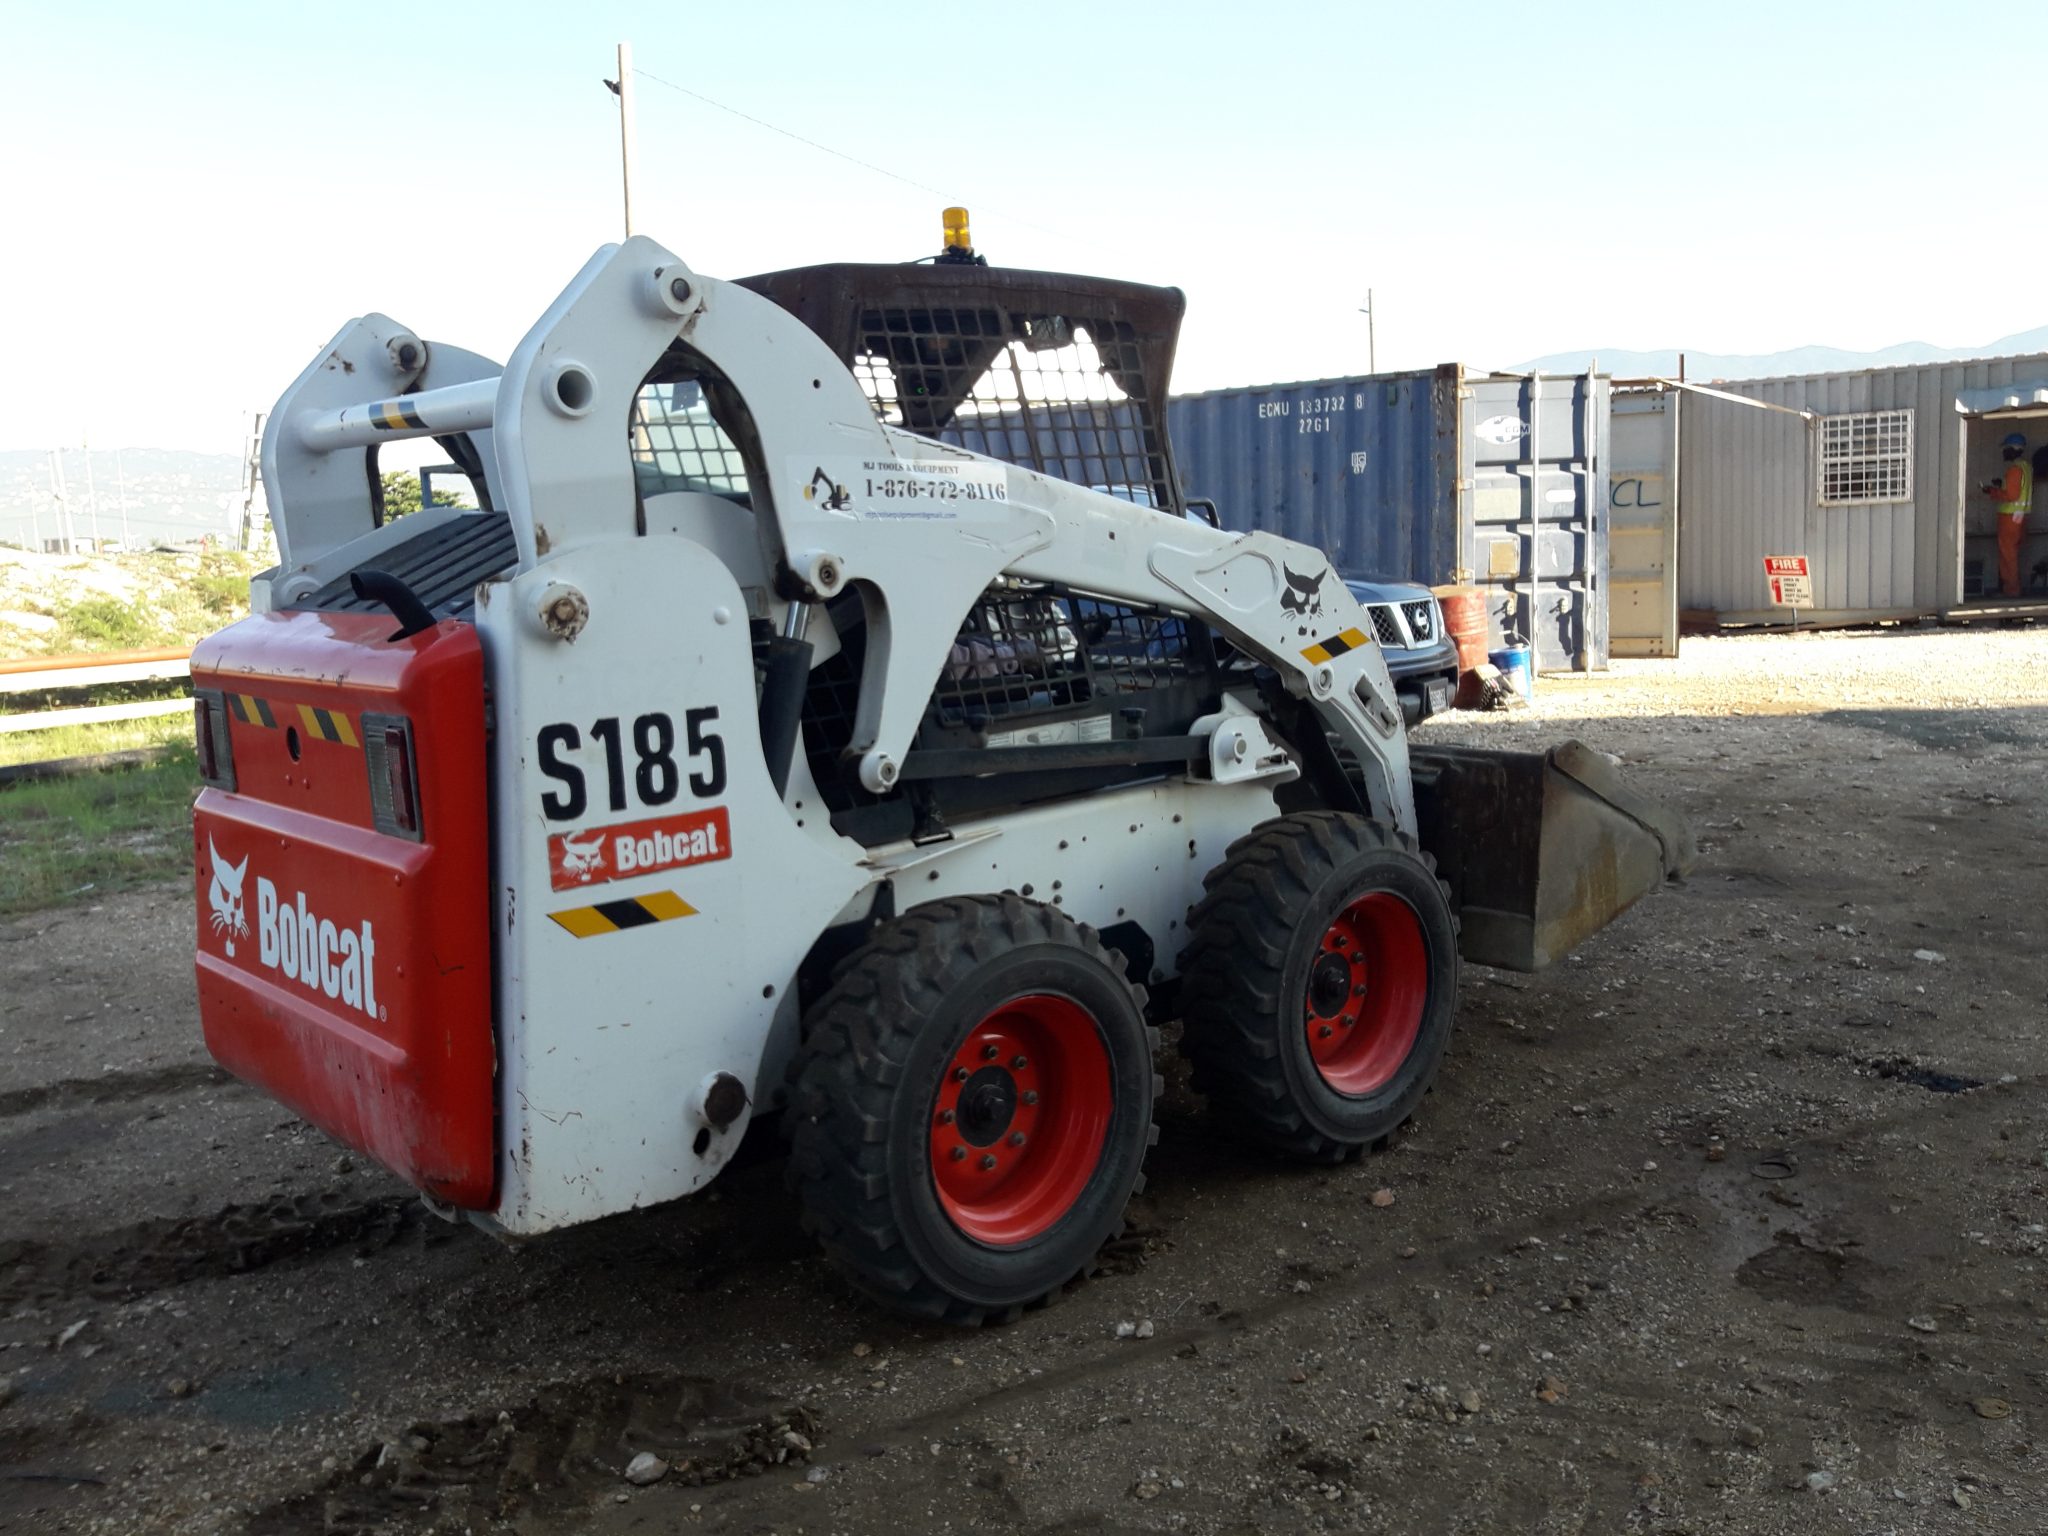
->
1280;564;1328;621
558;829;607;883
207;837;250;957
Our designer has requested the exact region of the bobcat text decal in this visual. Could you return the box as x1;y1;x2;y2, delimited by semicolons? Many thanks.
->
547;806;732;893
205;841;380;1018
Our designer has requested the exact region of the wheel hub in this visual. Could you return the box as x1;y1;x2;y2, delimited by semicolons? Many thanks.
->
956;1067;1018;1146
1308;952;1353;1018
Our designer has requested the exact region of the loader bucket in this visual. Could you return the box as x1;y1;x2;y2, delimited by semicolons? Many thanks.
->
1408;741;1695;972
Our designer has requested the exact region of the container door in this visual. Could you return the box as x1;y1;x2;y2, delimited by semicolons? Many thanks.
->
1607;390;1680;657
1463;373;1610;672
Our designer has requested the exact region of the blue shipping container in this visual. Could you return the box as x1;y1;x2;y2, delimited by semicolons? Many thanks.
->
1169;368;1609;671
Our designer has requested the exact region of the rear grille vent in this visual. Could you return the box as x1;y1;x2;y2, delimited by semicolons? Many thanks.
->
299;512;516;623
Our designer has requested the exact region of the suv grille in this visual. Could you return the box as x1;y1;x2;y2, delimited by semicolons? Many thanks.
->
1367;606;1404;648
1402;600;1435;642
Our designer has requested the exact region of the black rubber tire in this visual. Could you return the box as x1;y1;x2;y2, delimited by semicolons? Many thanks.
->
1178;812;1458;1162
783;894;1159;1324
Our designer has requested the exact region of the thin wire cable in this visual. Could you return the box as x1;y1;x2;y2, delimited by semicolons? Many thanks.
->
630;65;1102;255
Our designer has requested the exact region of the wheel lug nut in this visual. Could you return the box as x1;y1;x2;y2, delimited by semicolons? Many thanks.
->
1332;935;1348;949
954;1067;970;1082
979;1153;997;1170
938;1109;955;1124
982;1044;1000;1060
1011;1054;1028;1070
1009;1132;1026;1147
949;1146;966;1161
1317;1024;1334;1038
1022;1090;1040;1105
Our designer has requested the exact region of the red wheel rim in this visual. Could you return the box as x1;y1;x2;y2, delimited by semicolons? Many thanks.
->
930;994;1112;1246
1303;890;1428;1096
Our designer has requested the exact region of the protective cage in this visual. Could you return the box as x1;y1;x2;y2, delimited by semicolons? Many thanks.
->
738;263;1188;515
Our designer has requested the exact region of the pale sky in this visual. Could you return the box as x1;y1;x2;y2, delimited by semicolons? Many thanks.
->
0;0;2032;457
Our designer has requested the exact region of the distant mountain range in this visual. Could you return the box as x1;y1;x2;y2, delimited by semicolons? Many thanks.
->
0;448;244;550
1518;325;2048;382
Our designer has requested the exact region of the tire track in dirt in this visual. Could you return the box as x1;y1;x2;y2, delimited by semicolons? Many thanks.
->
0;1061;233;1120
241;1375;821;1535
0;1190;438;1310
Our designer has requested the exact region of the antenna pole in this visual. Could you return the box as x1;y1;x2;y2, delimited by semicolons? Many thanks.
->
616;41;638;237
1359;290;1377;375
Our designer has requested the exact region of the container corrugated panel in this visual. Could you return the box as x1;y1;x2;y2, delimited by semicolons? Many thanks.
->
1678;352;2048;618
1168;367;1609;671
1168;368;1461;587
1462;373;1610;672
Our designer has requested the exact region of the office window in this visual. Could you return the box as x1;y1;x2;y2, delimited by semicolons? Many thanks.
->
1817;409;1912;504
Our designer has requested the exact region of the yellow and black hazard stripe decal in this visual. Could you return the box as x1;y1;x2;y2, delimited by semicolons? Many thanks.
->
1301;627;1371;664
226;692;278;728
295;703;360;749
550;889;697;938
365;398;429;431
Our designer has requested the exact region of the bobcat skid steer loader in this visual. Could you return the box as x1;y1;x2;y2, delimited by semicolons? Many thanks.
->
191;218;1691;1322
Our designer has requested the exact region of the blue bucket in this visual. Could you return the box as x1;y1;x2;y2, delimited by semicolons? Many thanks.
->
1488;645;1533;700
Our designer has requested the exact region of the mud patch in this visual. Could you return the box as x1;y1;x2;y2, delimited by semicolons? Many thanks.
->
1735;1230;1873;1306
0;1191;432;1309
243;1373;820;1535
1865;1057;1985;1094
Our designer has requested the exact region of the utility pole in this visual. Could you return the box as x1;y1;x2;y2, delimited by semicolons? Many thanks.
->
116;449;132;551
48;449;75;554
1358;291;1377;376
19;474;40;552
615;41;638;238
81;437;103;551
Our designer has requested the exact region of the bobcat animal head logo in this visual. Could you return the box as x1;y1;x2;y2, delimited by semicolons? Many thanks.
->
1280;564;1328;621
559;830;607;883
207;837;250;957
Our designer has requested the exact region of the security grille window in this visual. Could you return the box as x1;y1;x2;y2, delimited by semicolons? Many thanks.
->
631;381;750;499
1817;409;1912;505
849;309;1172;511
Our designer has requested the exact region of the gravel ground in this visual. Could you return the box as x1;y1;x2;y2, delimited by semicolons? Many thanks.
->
2;625;2045;1536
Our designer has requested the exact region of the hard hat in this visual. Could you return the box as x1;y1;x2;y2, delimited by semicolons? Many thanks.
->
2002;431;2028;450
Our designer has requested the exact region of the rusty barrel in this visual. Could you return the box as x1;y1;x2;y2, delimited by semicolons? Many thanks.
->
1433;585;1490;709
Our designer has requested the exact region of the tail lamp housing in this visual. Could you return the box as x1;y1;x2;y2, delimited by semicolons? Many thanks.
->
364;712;423;841
193;689;235;791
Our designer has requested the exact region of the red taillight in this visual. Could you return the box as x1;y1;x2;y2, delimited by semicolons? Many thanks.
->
365;712;422;841
384;725;418;834
194;699;215;778
193;689;234;791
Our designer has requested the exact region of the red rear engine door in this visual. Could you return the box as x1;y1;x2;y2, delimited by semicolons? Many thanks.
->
191;610;494;1208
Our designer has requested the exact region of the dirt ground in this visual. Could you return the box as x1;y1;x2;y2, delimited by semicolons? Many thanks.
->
3;623;2046;1536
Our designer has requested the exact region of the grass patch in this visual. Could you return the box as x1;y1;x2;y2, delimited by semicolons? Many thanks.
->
0;740;197;915
0;711;191;770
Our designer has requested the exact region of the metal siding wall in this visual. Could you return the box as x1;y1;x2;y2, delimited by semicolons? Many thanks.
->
1679;353;2048;617
1168;371;1456;586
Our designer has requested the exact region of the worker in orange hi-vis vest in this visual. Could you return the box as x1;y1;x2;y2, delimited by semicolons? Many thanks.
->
1982;431;2035;598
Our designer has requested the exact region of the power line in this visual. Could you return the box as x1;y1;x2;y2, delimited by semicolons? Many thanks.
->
629;65;1101;256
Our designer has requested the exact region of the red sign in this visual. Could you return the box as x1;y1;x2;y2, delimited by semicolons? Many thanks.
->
548;806;732;892
1763;555;1813;607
